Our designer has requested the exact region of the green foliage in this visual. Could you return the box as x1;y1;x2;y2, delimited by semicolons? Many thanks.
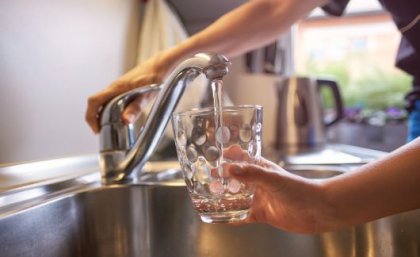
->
298;61;411;110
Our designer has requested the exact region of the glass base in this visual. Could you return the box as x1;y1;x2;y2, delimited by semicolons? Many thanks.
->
199;210;250;224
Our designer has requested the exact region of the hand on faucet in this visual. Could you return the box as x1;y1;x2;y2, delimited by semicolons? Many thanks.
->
97;52;230;184
85;52;172;134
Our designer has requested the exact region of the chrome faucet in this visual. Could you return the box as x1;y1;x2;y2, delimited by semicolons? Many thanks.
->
99;53;230;184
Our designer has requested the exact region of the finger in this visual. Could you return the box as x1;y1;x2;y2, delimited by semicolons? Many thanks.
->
86;90;118;133
223;144;250;162
223;145;281;171
257;158;284;171
86;72;161;134
85;81;137;133
122;91;159;124
122;96;144;124
228;163;286;191
86;92;108;134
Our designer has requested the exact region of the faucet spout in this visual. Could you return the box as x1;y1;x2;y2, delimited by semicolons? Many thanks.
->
99;52;230;184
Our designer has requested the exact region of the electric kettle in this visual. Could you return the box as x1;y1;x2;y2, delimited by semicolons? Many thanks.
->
275;76;344;152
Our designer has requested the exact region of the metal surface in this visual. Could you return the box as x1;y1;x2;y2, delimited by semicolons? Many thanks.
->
1;167;420;257
275;77;344;153
285;164;348;179
99;52;230;184
1;146;419;257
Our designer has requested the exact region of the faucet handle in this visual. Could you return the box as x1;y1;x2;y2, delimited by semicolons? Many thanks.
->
99;84;162;152
100;84;162;126
99;84;162;184
99;52;231;184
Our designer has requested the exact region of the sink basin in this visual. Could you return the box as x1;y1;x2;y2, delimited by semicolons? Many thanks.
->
284;165;348;179
1;164;420;257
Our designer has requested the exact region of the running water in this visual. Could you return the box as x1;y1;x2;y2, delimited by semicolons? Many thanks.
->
211;79;225;177
190;79;254;222
211;79;224;116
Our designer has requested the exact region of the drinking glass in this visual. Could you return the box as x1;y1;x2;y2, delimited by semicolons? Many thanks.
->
171;105;263;223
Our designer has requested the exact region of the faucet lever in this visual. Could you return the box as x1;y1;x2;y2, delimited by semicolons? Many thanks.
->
99;52;230;184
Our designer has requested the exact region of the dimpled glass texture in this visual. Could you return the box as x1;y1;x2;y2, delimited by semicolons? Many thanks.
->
171;105;263;223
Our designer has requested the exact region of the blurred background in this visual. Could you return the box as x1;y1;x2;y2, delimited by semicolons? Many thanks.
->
0;0;410;164
294;1;409;151
0;0;141;163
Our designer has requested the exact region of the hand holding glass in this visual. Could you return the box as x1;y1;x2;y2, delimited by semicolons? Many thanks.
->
172;105;263;223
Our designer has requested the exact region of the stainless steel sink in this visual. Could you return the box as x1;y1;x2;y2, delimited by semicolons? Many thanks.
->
1;147;419;257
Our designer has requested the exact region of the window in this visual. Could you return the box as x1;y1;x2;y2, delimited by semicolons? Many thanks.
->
295;9;411;111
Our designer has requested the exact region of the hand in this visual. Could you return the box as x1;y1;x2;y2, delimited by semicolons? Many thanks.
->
223;145;334;234
85;52;170;134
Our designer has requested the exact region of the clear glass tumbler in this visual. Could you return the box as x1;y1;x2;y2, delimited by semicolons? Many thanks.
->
171;105;263;223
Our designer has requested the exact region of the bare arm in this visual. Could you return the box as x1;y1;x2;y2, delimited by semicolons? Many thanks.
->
85;0;327;133
163;0;327;66
227;138;420;233
323;137;420;230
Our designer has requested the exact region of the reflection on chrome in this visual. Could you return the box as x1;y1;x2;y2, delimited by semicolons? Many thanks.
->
99;52;230;184
0;146;419;256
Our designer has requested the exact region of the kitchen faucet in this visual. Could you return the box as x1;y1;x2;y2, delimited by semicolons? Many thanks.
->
98;53;230;184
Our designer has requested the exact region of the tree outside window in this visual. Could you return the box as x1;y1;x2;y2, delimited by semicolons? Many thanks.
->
295;11;411;122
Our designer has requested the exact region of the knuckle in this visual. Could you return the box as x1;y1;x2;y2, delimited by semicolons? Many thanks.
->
87;95;99;105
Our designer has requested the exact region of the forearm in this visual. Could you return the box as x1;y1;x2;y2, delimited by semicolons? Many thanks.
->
159;0;326;72
323;138;420;230
185;0;326;57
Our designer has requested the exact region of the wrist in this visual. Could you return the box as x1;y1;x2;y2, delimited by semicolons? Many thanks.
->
313;181;343;232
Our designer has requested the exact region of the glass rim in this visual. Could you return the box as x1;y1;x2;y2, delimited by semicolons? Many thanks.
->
172;105;262;117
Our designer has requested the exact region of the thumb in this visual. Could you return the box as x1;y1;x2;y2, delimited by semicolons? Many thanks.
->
227;163;286;191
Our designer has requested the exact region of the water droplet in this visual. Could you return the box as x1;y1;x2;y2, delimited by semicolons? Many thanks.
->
204;146;220;162
216;126;231;144
209;180;224;195
191;127;207;146
239;124;252;142
228;179;241;194
186;145;198;163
